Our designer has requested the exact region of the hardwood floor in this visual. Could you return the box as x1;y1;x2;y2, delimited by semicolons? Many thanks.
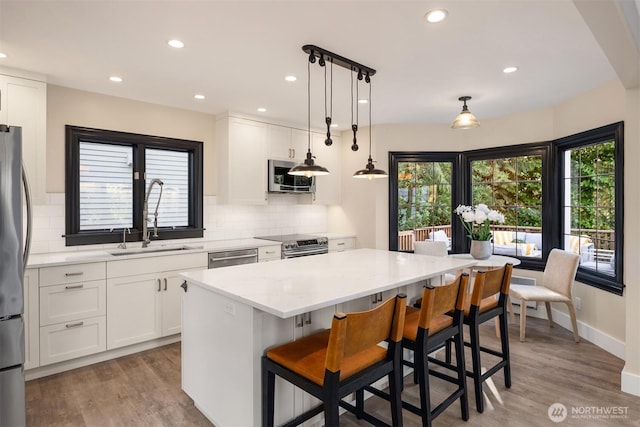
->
26;316;639;426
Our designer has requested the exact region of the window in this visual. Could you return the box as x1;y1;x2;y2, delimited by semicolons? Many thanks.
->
556;122;623;294
389;122;623;294
389;152;460;252
470;154;544;259
66;126;203;246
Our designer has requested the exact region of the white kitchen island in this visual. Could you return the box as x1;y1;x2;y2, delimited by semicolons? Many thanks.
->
180;249;477;427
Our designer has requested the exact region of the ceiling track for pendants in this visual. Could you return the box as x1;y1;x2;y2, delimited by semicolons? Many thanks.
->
302;45;376;77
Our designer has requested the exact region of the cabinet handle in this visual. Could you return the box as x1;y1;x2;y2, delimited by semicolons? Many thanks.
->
180;281;188;293
378;293;383;303
65;321;84;328
292;148;295;158
65;272;84;277
157;278;161;292
371;294;378;304
65;284;84;290
337;242;345;246
295;314;304;328
265;250;275;254
304;312;312;325
164;278;168;291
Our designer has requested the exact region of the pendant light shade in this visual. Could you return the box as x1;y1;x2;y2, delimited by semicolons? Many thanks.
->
451;96;480;129
289;150;330;177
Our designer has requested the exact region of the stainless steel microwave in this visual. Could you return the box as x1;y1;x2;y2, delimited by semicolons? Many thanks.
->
268;159;316;193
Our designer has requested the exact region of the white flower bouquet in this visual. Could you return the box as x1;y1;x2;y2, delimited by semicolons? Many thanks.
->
455;204;505;241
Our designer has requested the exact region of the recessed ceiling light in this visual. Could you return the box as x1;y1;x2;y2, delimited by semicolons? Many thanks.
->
285;75;297;82
358;99;368;104
0;52;7;59
257;107;267;112
168;39;184;49
194;94;205;100
425;9;448;24
109;76;123;83
503;66;519;74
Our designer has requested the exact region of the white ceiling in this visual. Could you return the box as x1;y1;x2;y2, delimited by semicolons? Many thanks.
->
0;0;629;131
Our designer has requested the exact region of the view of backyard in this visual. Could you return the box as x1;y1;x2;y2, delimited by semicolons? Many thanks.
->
397;141;616;276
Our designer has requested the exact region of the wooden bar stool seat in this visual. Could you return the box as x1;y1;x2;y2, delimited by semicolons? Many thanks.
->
262;294;407;427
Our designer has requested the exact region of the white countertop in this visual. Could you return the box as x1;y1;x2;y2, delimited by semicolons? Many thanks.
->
180;248;477;319
26;238;280;268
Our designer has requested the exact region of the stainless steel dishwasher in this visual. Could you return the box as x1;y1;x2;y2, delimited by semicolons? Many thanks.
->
208;248;258;268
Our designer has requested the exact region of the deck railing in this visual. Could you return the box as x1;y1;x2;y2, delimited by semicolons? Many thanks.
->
398;224;615;252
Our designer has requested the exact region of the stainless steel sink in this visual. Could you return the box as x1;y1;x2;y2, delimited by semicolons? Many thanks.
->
109;245;203;256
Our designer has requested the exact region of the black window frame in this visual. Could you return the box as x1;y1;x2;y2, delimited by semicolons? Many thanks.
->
65;125;203;246
555;122;624;295
388;122;624;295
388;151;463;252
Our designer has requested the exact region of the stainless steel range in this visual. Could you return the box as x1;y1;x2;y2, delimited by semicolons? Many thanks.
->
256;234;328;259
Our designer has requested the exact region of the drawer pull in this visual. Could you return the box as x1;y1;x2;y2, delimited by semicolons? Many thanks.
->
65;284;84;290
164;278;168;291
337;242;345;246
157;279;162;292
265;251;275;254
65;321;84;328
65;272;84;277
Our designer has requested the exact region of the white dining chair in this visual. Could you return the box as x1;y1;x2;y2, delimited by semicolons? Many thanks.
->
509;248;580;342
414;241;455;285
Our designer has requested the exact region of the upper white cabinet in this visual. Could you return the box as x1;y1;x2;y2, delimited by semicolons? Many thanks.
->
312;132;342;205
217;115;268;205
0;74;47;203
267;125;308;162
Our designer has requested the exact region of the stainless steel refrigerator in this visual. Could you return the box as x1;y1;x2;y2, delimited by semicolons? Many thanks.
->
0;124;32;427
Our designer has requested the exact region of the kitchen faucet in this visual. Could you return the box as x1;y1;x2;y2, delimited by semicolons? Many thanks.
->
142;178;164;248
118;227;131;249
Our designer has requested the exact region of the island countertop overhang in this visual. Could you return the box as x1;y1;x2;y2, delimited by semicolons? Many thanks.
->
179;248;477;318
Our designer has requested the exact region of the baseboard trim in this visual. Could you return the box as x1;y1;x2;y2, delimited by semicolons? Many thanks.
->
512;303;625;360
621;367;640;396
25;335;181;381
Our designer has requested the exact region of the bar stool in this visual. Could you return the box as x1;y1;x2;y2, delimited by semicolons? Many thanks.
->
459;264;513;413
261;294;407;427
401;273;470;427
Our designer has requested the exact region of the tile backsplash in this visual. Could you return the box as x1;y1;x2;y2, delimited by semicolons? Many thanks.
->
28;193;327;254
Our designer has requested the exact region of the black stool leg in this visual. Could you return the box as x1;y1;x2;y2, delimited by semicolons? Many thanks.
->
416;342;433;427
454;330;469;421
469;321;484;413
500;310;512;388
262;358;275;427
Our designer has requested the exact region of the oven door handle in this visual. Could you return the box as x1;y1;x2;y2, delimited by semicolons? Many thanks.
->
284;248;328;258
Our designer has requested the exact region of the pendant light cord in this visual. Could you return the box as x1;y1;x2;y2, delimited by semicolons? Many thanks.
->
307;59;311;151
324;61;333;119
368;78;372;159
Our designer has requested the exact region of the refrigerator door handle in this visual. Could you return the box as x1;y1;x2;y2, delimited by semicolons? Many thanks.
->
22;166;32;271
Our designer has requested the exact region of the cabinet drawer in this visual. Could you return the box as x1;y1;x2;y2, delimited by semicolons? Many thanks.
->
258;245;281;262
328;238;355;252
39;316;106;366
39;280;106;326
40;262;106;287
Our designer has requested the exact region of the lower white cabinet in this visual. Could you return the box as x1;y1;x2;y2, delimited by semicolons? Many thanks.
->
258;245;281;262
39;316;106;366
328;237;355;252
106;253;207;350
38;262;107;366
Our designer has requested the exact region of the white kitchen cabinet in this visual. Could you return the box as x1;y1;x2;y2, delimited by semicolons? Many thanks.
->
328;237;355;252
267;125;309;162
23;269;39;370
106;252;207;349
0;74;47;203
216;115;268;205
38;262;107;366
311;132;342;205
258;245;281;262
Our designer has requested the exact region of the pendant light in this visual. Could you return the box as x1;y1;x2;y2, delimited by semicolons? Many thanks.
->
289;56;330;177
353;76;388;179
324;60;333;146
350;69;359;152
451;96;480;129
